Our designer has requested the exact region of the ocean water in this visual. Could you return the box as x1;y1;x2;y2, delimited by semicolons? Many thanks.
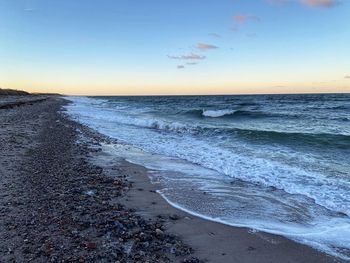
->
65;94;350;260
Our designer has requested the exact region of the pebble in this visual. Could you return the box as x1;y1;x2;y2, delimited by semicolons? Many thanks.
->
86;242;97;250
0;98;201;263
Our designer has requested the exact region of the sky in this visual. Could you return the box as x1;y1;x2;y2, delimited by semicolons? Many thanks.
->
0;0;349;95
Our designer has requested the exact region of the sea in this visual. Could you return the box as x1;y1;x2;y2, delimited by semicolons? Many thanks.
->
65;94;350;260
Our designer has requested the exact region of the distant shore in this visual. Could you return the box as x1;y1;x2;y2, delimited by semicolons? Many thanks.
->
0;96;48;109
0;96;344;262
0;88;30;96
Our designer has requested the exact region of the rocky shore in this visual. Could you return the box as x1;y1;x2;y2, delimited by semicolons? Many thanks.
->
0;97;199;262
0;96;48;109
0;96;343;263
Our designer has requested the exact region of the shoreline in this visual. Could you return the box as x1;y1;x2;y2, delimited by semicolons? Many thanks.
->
0;96;345;262
0;97;197;262
92;145;343;263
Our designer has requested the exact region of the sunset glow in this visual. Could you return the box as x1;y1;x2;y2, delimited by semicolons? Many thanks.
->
1;0;349;95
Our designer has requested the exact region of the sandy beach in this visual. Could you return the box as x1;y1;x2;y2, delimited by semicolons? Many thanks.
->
0;96;345;262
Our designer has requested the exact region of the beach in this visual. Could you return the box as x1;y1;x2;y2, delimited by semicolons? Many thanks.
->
0;96;345;262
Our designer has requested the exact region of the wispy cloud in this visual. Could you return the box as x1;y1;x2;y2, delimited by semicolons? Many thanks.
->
246;33;257;38
301;0;339;7
168;53;206;60
268;0;340;7
233;15;260;24
209;33;222;38
24;8;36;12
186;62;198;65
345;75;350;79
267;0;290;4
196;43;218;51
177;65;185;69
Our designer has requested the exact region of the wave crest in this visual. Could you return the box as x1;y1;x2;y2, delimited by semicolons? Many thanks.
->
202;109;236;118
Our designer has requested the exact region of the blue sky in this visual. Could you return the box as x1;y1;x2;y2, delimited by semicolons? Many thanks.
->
0;0;349;95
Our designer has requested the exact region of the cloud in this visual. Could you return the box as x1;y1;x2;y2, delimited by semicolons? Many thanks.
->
267;0;340;7
24;8;36;11
168;53;206;60
233;15;260;24
267;0;290;4
301;0;339;7
177;65;185;69
209;33;222;38
196;43;218;51
230;27;239;32
345;75;350;79
186;62;198;65
246;33;257;38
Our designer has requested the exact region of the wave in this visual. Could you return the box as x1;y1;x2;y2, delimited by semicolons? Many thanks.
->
230;128;350;149
198;109;289;119
194;108;350;124
65;98;350;150
325;105;350;110
157;191;350;261
202;109;237;118
100;142;350;260
65;96;350;259
95;112;350;149
148;121;350;149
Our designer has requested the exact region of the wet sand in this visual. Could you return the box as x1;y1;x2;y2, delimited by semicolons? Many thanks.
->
94;149;343;263
0;96;344;262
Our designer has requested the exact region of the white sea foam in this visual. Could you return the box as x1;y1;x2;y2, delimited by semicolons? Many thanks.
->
157;191;350;261
100;142;350;261
202;109;236;117
64;96;350;260
65;97;350;215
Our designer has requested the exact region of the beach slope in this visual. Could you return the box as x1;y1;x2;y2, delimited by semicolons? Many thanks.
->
0;97;343;262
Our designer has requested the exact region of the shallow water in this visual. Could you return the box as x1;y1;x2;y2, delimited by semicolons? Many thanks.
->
65;94;350;260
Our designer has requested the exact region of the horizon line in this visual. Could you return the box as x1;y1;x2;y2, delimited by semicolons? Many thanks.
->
61;91;350;97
